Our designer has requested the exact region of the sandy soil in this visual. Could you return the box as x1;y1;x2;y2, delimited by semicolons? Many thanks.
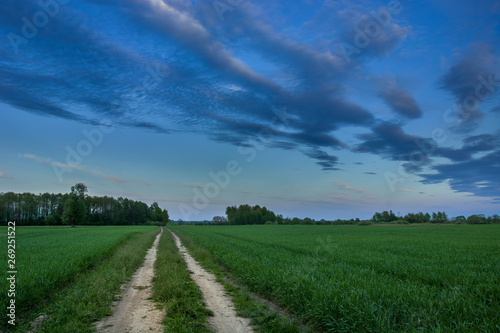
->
95;229;164;333
170;231;253;333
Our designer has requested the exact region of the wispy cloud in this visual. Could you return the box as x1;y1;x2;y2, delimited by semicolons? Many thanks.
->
328;180;371;195
400;189;425;194
325;195;366;204
178;183;205;189
19;153;84;171
236;190;259;195
19;153;128;183
92;171;128;183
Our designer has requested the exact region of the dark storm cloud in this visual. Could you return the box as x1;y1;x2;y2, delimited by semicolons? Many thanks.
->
379;87;423;119
285;132;345;149
304;148;340;170
0;85;92;124
434;134;500;162
357;122;500;199
420;149;500;200
336;6;409;63
287;94;374;133
439;44;498;133
355;122;432;162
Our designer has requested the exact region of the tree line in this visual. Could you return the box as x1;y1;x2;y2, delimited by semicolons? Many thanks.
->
0;183;169;226
184;205;500;225
372;210;499;224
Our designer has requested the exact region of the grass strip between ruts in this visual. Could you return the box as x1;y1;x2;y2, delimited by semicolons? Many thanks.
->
152;228;213;333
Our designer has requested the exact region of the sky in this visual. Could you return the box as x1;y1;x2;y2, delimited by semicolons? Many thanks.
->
0;0;499;221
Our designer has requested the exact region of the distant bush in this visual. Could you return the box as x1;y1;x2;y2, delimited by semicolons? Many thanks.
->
330;219;358;225
466;214;488;224
145;221;163;226
358;220;372;226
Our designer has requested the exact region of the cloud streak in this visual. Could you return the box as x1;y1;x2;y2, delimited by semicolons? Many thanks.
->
329;180;371;195
19;153;128;183
379;86;422;119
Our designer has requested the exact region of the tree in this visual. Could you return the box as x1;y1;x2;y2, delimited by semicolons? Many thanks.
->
372;210;398;223
225;206;237;224
150;202;163;222
45;213;61;225
62;197;86;227
431;211;448;223
71;183;88;199
161;209;170;225
212;216;228;224
301;217;315;225
467;214;487;224
372;212;382;222
63;183;88;227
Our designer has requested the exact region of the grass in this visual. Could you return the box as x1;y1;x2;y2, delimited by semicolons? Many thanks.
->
152;228;213;332
171;228;313;333
169;225;500;332
0;225;158;331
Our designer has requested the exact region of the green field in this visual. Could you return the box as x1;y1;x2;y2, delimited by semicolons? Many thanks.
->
171;225;500;332
0;226;158;320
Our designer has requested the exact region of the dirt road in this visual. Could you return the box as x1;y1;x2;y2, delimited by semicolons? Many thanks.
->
95;229;164;333
170;231;253;333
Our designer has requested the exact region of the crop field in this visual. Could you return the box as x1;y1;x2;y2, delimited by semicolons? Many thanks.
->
172;225;500;332
0;226;158;316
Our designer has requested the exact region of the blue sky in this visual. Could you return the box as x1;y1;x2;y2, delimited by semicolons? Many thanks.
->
1;0;499;221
